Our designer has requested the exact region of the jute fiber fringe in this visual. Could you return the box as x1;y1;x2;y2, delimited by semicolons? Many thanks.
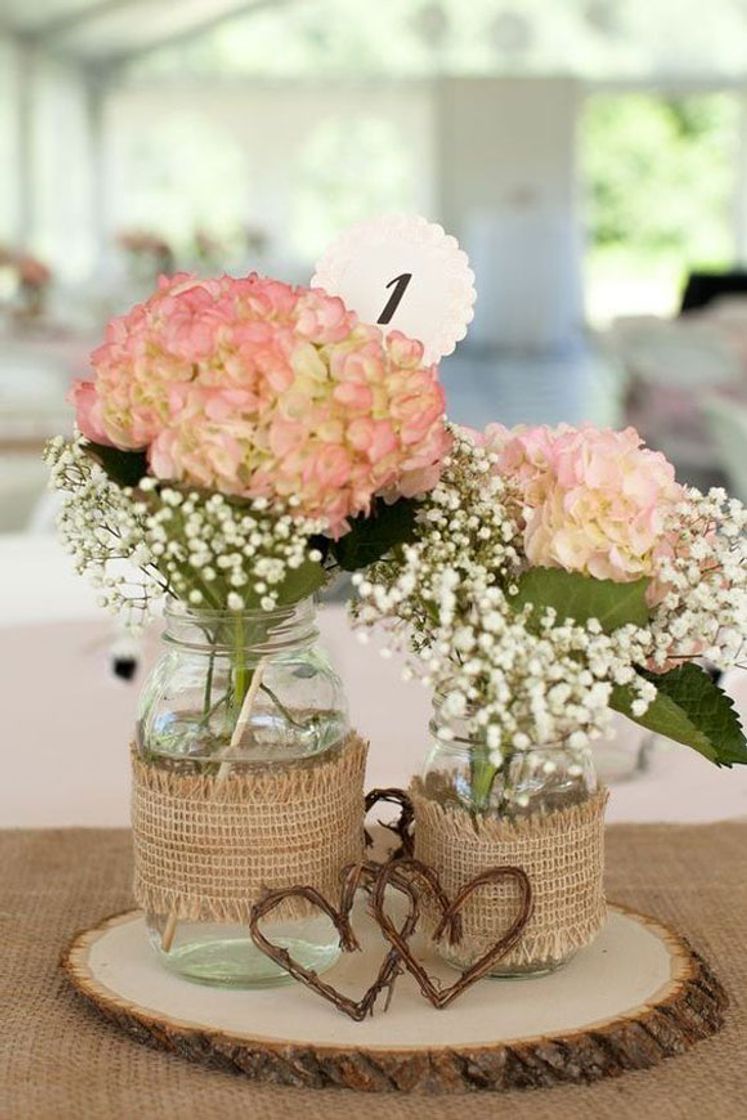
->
410;781;609;968
131;732;367;923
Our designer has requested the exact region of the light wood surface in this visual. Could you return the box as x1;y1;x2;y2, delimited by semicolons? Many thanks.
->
62;901;727;1093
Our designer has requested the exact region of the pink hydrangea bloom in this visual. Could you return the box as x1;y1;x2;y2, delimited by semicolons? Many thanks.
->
77;273;451;534
68;379;111;446
484;423;684;592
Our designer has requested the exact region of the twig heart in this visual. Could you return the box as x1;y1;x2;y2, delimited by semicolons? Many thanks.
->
372;857;534;1009
364;787;415;861
248;861;419;1022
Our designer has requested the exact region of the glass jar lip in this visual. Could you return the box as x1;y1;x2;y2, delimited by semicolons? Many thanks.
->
429;729;579;755
430;696;587;754
164;595;314;626
162;595;319;654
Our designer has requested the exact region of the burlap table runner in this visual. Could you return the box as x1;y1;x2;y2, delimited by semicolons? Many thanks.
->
132;732;367;922
2;822;746;1119
411;783;608;968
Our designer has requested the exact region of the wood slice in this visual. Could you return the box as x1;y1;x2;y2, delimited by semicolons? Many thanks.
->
61;902;727;1094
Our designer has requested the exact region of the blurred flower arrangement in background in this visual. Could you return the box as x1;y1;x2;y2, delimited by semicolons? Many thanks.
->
0;244;53;319
117;230;175;287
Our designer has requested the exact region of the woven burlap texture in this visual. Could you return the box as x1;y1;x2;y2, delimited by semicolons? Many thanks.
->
410;782;609;967
132;732;367;923
2;822;745;1119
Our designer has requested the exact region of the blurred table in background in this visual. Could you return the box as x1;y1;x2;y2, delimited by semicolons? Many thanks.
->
2;535;746;829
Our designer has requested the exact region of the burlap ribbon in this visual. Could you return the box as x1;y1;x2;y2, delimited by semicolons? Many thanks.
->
410;781;609;968
132;732;367;923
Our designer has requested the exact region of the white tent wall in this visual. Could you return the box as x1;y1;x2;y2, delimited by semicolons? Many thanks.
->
0;35;98;282
32;54;97;281
104;79;436;271
0;36;21;248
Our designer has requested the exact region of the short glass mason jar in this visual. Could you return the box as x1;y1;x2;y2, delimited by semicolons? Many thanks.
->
421;697;598;977
136;596;348;988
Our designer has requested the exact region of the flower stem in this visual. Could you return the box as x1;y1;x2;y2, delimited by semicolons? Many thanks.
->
233;612;249;715
202;650;215;717
469;744;498;814
259;682;305;729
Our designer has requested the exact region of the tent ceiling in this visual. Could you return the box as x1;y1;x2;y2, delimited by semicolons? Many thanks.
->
3;1;747;78
1;0;284;62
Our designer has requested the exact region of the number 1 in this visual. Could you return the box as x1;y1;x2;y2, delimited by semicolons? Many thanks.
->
377;273;412;325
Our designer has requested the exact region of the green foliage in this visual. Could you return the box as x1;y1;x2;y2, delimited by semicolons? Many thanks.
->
612;663;747;767
583;93;737;262
509;568;650;632
329;496;418;572
260;557;328;609
84;442;148;488
509;569;747;766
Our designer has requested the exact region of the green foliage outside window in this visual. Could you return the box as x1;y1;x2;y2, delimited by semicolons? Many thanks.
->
582;93;739;320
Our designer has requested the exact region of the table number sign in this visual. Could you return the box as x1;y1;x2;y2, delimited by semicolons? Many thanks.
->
312;214;476;364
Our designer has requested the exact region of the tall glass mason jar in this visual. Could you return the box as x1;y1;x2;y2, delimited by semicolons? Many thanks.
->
136;596;349;988
420;696;598;977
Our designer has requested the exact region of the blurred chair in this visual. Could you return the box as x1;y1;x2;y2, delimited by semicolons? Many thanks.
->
0;358;70;446
702;395;747;503
0;342;72;532
682;270;747;313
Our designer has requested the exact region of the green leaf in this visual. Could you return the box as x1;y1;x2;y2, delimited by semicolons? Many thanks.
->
330;497;419;572
611;663;747;767
273;557;328;606
228;559;327;611
509;567;651;632
84;442;148;488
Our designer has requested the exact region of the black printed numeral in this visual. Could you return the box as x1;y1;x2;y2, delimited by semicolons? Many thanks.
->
377;273;412;324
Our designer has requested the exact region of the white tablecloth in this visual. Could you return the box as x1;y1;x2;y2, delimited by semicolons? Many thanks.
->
2;535;747;827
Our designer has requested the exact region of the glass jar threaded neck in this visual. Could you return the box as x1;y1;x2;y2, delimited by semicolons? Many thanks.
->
426;693;597;818
162;596;318;657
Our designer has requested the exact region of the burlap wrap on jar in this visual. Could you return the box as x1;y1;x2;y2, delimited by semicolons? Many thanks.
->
410;780;609;968
132;732;367;923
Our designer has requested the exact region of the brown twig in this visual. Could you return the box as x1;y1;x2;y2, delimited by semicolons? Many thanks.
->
364;788;415;859
372;858;533;1009
380;857;462;945
248;861;420;1022
160;912;179;954
249;787;534;1018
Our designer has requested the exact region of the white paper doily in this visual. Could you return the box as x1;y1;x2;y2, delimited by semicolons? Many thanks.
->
312;214;476;363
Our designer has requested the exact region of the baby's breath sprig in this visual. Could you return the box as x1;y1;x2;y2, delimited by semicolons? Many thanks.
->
353;427;525;647
351;429;659;764
351;426;747;789
648;486;747;671
44;436;328;626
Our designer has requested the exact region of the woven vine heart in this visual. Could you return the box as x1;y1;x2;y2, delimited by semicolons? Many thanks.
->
372;857;533;1009
248;861;419;1022
364;787;415;861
